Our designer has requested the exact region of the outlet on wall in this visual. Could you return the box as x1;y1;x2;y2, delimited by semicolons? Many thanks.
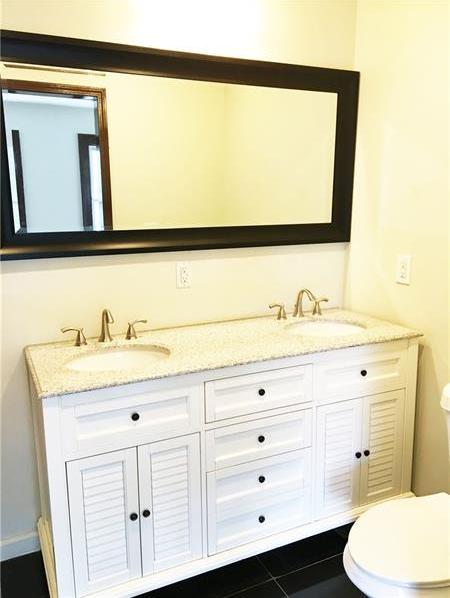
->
396;254;412;285
176;262;192;288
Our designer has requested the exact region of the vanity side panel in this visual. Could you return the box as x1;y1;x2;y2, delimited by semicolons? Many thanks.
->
29;375;59;597
402;339;419;493
28;373;51;525
41;396;76;597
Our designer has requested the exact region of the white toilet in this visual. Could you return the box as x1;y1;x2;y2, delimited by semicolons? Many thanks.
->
344;384;450;597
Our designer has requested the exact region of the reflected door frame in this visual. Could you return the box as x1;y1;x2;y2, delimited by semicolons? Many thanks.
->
1;78;113;232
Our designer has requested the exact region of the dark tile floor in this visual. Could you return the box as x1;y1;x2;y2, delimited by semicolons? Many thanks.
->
1;525;366;598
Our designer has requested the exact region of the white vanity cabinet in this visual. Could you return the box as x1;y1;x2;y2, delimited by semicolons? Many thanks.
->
29;337;419;598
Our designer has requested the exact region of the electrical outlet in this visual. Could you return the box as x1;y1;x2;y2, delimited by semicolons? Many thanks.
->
176;262;191;288
396;255;412;285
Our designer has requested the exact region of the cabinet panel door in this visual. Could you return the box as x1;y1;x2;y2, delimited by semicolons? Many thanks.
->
66;449;141;597
316;399;363;518
360;390;405;505
138;434;202;575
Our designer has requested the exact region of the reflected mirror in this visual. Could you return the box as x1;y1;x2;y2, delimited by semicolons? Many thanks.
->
2;70;337;233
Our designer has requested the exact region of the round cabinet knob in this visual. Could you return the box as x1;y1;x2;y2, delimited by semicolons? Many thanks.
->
360;369;368;377
131;412;140;421
129;513;138;521
355;451;362;459
364;449;370;457
142;509;151;518
258;515;266;523
258;435;265;443
258;388;266;396
258;475;266;484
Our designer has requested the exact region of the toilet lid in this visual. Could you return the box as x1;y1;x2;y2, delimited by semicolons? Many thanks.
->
348;493;450;588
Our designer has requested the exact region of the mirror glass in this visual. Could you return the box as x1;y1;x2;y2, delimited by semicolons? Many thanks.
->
1;64;338;233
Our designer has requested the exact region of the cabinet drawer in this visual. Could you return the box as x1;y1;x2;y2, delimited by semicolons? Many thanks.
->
205;409;312;471
315;342;407;402
205;365;312;422
61;384;202;457
207;450;311;554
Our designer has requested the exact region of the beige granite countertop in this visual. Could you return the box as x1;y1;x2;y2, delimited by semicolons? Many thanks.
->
25;309;421;399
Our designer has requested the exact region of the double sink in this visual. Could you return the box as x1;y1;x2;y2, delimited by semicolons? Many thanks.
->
65;317;365;373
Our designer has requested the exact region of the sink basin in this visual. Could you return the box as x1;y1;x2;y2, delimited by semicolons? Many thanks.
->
66;345;171;372
285;319;366;337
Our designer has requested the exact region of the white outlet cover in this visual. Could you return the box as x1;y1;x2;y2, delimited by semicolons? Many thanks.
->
396;254;412;285
176;262;191;288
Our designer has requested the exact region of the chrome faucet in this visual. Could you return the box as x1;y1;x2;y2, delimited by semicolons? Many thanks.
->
99;308;114;342
293;288;315;318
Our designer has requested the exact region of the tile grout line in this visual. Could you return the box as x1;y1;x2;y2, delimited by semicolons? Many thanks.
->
257;555;289;597
222;578;279;598
256;554;276;581
273;577;289;597
274;550;345;583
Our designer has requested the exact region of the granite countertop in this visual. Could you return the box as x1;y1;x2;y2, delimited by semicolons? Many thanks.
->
25;309;421;399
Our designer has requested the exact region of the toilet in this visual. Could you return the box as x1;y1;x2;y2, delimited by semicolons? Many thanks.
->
344;384;450;597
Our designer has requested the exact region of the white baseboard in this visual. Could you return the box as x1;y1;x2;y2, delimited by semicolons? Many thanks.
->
0;530;40;561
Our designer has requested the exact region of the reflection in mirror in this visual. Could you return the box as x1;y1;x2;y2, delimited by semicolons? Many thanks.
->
1;65;337;233
1;80;111;233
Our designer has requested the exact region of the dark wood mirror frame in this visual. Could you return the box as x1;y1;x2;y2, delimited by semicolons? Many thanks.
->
1;30;359;261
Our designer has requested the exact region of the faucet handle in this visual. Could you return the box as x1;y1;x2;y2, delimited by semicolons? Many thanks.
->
126;319;148;340
61;327;87;347
269;303;287;320
312;297;329;316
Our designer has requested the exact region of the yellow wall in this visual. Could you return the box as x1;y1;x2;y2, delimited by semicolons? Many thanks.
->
347;0;449;493
0;0;357;556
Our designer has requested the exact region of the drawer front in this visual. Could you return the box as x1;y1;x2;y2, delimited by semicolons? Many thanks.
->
205;365;313;422
315;343;407;402
205;410;312;471
207;449;312;554
61;385;202;457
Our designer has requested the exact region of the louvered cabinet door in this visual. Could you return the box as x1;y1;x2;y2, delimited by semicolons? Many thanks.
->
359;390;405;505
66;448;141;597
138;434;202;575
316;399;363;518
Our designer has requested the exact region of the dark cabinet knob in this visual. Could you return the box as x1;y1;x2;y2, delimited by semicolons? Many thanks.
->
258;435;265;443
364;450;370;457
360;369;367;377
355;451;362;459
258;475;266;483
129;513;138;521
131;412;140;421
259;515;265;523
142;509;151;518
258;388;266;396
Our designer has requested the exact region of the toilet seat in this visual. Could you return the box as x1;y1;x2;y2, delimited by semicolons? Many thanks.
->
344;494;450;596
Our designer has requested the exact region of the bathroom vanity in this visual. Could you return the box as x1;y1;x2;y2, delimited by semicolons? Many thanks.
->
25;310;421;598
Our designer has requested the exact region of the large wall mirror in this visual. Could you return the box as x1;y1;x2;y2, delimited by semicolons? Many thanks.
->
1;31;359;260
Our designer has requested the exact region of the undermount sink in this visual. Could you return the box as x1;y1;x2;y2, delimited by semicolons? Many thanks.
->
285;319;366;337
66;344;171;372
